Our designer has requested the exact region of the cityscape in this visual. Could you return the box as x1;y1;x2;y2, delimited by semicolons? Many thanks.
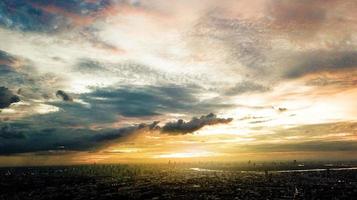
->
1;161;357;199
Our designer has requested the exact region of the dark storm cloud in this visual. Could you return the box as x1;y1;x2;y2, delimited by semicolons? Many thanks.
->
0;1;128;53
0;0;112;32
0;121;156;155
0;87;20;109
93;121;159;142
0;0;62;32
161;113;233;135
0;125;25;139
225;81;270;96
80;85;233;119
285;51;357;78
0;112;233;154
56;90;73;102
25;85;233;128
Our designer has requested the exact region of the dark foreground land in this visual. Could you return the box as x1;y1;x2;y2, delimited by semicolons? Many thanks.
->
1;162;357;200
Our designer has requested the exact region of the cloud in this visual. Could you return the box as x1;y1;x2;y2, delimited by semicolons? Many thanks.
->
161;113;233;135
191;12;270;73
0;87;20;108
278;107;287;112
0;121;156;155
305;70;357;88
0;49;15;65
77;85;233;120
267;0;327;31
243;141;357;153
0;0;112;32
0;50;60;102
73;58;109;74
249;122;357;150
3;84;233;129
93;121;159;142
0;112;232;154
0;50;17;74
263;0;357;47
0;124;25;139
56;90;73;102
225;81;270;96
285;51;357;78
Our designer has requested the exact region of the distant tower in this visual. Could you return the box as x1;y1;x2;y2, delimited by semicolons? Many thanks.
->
265;170;272;182
293;186;299;200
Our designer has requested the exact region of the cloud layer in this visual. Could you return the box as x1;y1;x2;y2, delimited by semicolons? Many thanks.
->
0;87;20;109
0;113;230;155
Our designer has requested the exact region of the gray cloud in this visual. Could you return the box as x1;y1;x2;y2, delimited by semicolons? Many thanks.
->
0;112;233;154
192;13;270;73
5;85;233;131
72;58;210;87
285;51;357;78
73;58;109;74
0;121;157;155
56;90;73;102
0;50;61;101
0;87;20;108
265;0;356;41
0;50;15;64
0;50;17;75
267;0;326;32
0;0;111;32
76;85;233;121
0;124;25;139
278;107;287;112
225;81;270;96
161;113;233;135
188;1;357;88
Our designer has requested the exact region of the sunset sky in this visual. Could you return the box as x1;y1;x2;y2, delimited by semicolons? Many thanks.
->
0;0;356;166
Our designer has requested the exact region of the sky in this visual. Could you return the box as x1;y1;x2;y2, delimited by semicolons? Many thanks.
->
0;0;356;166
